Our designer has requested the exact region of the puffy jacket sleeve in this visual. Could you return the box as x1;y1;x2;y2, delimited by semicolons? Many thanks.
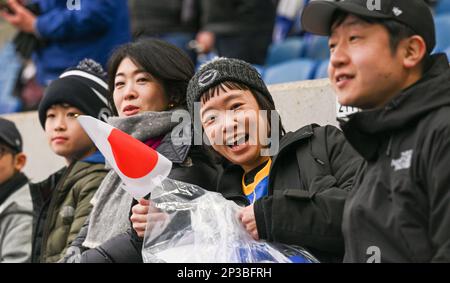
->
58;215;90;263
35;0;120;41
254;125;363;258
57;173;104;261
422;126;450;262
79;229;142;263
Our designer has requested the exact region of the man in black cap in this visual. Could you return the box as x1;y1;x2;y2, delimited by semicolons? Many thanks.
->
0;117;33;262
301;0;450;262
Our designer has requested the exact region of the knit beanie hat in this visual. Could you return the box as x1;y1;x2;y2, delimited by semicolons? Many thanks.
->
38;59;112;128
186;58;274;118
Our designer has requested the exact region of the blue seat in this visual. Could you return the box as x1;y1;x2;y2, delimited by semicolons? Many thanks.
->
314;59;330;79
265;37;305;66
435;0;450;14
264;59;316;85
302;35;330;60
433;14;450;53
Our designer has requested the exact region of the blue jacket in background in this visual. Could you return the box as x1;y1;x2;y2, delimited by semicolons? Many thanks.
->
32;0;131;86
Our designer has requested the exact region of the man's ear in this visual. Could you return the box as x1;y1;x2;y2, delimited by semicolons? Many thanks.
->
402;35;427;69
13;152;27;172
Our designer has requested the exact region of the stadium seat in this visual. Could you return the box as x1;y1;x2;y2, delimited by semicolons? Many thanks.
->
433;14;450;53
266;37;305;66
435;0;450;15
302;34;330;60
314;59;330;79
264;58;317;85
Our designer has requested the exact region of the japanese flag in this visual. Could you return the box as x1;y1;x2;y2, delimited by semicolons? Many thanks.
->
78;115;172;199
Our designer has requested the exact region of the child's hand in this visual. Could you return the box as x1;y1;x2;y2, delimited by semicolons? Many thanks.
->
130;198;168;238
238;204;259;241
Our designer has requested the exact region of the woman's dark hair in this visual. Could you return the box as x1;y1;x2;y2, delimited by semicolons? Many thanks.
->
107;39;195;115
330;11;431;71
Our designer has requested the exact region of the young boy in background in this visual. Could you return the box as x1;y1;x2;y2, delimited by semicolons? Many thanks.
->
30;59;111;263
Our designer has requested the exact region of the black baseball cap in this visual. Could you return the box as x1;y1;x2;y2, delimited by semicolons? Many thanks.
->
0;117;23;153
301;0;436;53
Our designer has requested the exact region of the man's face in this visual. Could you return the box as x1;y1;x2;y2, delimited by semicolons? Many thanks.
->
328;15;408;109
0;144;17;185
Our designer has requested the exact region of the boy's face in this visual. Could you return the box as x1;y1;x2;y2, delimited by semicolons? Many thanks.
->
113;57;168;117
0;144;16;185
328;15;409;109
200;86;270;173
45;104;96;161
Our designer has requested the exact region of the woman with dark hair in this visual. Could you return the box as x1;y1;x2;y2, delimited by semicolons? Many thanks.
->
60;39;221;263
105;38;195;114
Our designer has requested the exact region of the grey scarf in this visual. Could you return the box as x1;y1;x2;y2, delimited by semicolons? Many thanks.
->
83;111;177;249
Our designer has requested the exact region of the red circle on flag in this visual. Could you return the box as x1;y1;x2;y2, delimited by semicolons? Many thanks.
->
108;128;158;179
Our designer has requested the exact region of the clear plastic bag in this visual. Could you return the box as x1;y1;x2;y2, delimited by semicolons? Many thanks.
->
142;178;319;263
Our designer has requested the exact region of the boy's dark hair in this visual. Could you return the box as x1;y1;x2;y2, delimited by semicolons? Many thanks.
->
331;11;431;70
0;142;18;157
107;39;195;115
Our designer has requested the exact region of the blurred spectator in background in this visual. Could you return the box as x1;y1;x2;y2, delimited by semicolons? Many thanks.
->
195;0;276;65
0;117;32;263
128;0;199;63
0;0;131;110
273;0;307;44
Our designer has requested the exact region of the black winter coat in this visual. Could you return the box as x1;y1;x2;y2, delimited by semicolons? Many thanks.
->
340;54;450;263
218;124;362;262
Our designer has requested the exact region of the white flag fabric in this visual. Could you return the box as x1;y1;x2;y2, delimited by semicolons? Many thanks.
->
78;115;172;199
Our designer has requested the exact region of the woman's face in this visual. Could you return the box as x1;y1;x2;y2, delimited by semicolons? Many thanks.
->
113;57;168;117
200;86;270;173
